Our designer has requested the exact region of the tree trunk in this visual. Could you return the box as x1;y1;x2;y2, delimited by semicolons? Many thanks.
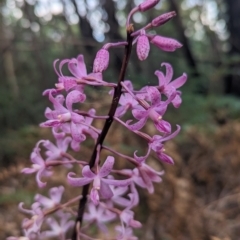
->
224;0;240;95
168;0;199;77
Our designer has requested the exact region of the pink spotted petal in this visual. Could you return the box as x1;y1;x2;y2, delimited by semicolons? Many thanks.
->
150;35;182;52
136;34;150;61
161;63;173;85
99;156;115;178
151;11;176;27
147;86;161;106
62;78;77;91
93;49;110;73
67;173;92;187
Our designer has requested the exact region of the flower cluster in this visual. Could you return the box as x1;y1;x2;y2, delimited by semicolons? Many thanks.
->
9;1;187;240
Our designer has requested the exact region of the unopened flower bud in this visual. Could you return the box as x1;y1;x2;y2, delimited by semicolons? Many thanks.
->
137;32;150;61
139;0;160;12
151;11;176;27
93;48;109;73
150;35;182;52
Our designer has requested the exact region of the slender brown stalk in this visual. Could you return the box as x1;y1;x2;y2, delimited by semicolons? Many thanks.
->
71;25;134;240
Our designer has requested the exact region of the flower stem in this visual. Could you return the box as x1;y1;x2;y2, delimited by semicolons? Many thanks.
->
71;25;135;240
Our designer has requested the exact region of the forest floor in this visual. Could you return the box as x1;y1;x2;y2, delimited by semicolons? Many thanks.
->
1;119;240;240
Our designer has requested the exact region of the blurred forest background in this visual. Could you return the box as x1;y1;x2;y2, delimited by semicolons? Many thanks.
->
1;0;240;239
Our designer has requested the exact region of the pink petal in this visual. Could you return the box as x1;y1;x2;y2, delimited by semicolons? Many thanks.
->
161;62;173;85
36;169;47;188
66;90;86;111
67;173;92;187
93;49;110;73
99;156;115;178
150;35;182;52
139;0;160;12
115;106;128;118
136;34;150;61
70;122;86;142
34;194;54;208
59;59;70;77
133;150;149;164
151;11;176;27
53;59;60;76
77;55;87;76
132;109;147;120
90;188;100;205
103;178;132;187
100;181;113;199
82;165;95;179
21;167;37;174
154;119;171;133
138;169;154;193
68;55;87;78
70;139;80;152
62;78;77;91
60;136;72;152
155;70;166;88
49;186;64;204
157;152;174;164
40;120;62;128
127;117;147;131
172;94;182;108
168;73;187;89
